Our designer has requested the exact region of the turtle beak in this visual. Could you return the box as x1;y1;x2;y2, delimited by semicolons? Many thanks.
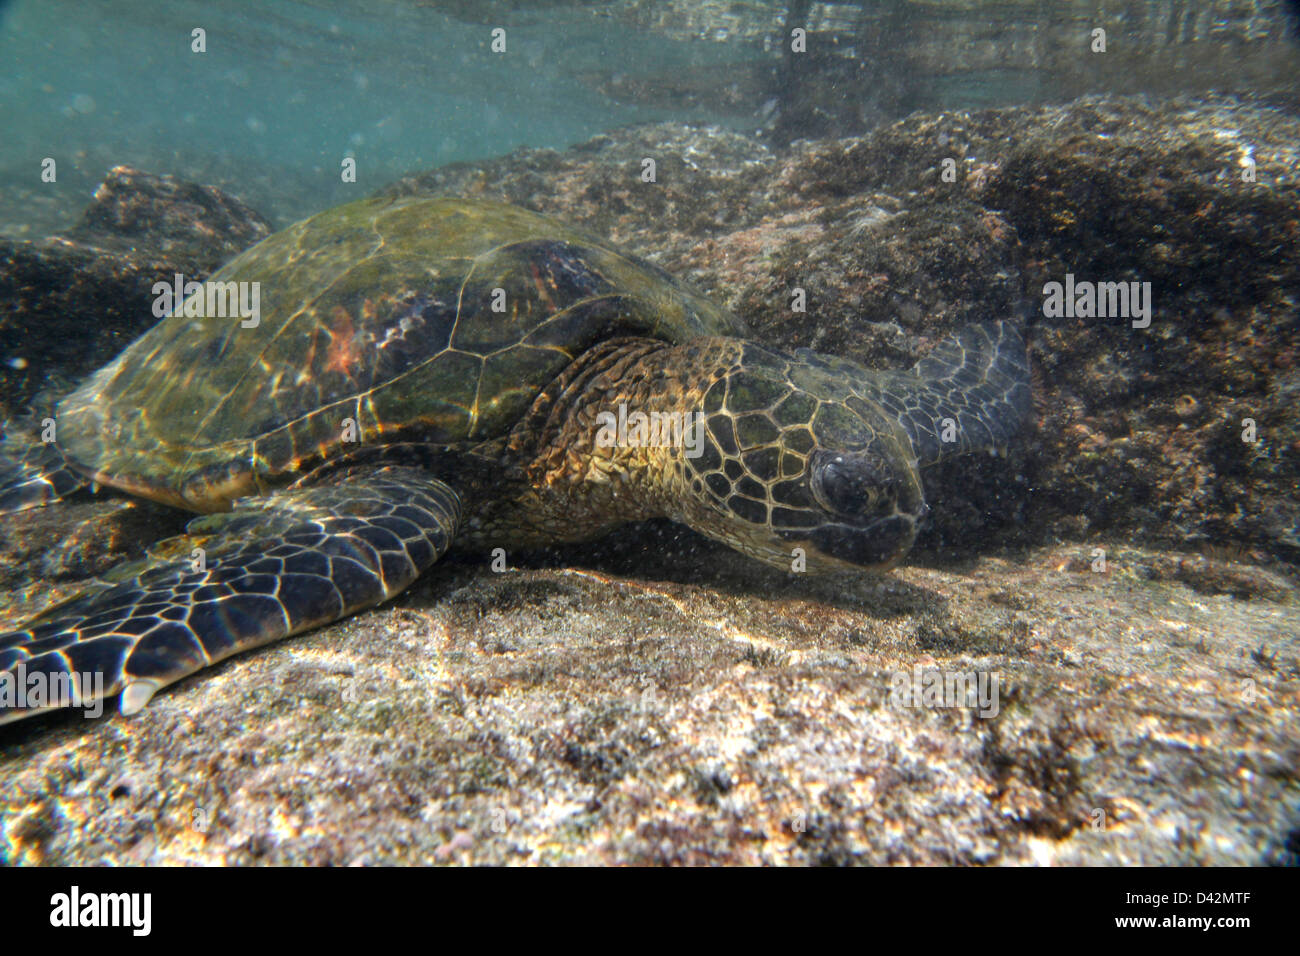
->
809;512;919;569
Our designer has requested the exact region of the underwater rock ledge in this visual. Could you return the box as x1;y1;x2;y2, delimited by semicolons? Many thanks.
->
1;544;1296;865
0;166;271;416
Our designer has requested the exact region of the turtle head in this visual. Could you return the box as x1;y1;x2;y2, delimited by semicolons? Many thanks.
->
674;342;926;573
801;443;927;569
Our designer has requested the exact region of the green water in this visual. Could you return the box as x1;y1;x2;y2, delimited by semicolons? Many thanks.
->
2;0;1295;233
0;0;750;230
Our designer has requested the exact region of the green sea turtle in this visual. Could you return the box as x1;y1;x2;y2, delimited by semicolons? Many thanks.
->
0;196;1030;726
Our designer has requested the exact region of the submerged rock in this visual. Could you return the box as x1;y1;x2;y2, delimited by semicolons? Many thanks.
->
68;164;273;260
0;166;271;416
1;539;1295;865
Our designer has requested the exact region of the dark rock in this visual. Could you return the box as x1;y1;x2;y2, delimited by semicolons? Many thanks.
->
382;124;784;256
0;166;271;416
70;165;273;261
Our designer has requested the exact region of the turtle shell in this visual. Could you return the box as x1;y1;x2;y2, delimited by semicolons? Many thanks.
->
56;197;742;510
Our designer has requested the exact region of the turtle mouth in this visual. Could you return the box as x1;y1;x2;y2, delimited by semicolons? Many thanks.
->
797;448;928;568
809;513;918;569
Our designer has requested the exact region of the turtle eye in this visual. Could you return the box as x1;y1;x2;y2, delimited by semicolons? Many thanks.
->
810;450;891;519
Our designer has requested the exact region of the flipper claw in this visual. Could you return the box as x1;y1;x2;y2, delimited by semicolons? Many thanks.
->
120;679;161;716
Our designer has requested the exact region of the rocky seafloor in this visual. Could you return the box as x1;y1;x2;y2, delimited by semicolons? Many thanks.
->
1;93;1298;865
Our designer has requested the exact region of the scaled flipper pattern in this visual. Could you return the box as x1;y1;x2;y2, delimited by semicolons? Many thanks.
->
0;466;460;726
0;441;88;514
866;321;1031;465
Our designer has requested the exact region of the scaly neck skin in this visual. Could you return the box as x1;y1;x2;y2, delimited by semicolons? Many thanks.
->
465;337;736;549
464;334;935;571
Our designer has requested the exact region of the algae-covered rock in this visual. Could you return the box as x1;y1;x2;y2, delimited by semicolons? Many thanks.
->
0;166;271;416
2;538;1296;865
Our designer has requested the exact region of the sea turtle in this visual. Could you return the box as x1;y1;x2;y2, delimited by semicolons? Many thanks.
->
0;196;1030;726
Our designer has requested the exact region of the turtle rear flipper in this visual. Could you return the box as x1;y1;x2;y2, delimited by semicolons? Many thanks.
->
866;320;1032;466
0;465;461;727
0;441;88;514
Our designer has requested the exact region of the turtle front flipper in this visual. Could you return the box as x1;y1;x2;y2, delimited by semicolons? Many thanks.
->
0;441;88;514
0;465;460;727
860;320;1032;466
